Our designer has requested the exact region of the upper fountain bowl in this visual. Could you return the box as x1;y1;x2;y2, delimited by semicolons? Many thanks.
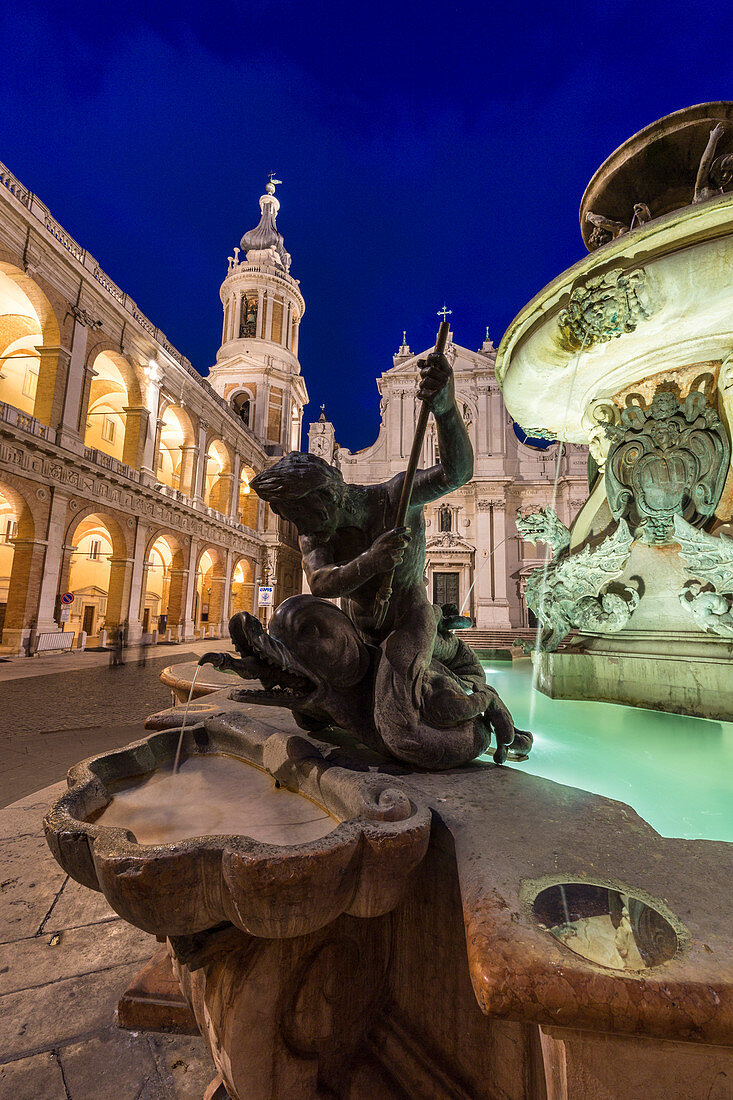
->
580;102;733;250
496;104;733;447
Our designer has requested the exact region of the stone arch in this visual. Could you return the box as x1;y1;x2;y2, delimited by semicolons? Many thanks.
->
156;403;197;494
0;476;38;648
204;438;233;512
0;261;62;426
238;464;259;529
195;544;227;636
230;387;254;430
63;508;131;638
140;529;186;636
230;554;255;615
85;347;146;469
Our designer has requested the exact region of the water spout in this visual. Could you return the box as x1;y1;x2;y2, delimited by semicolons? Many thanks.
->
173;658;206;774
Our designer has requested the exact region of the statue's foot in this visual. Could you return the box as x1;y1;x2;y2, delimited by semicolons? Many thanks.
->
507;728;533;762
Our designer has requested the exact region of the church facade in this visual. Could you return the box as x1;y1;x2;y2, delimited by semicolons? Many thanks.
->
310;331;588;629
0;165;305;654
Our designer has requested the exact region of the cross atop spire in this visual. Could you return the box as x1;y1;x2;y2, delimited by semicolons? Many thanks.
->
437;304;452;322
266;172;282;195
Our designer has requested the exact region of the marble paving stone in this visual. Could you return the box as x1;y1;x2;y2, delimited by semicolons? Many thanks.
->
0;1050;67;1099
0;790;60;839
0;833;67;941
42;873;118;933
59;1028;163;1100
0;919;154;995
147;1032;217;1097
0;961;141;1060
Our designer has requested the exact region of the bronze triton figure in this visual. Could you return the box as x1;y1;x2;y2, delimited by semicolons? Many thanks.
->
202;343;531;769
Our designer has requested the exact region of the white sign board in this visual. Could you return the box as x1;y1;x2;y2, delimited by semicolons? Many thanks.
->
59;607;71;623
258;585;274;607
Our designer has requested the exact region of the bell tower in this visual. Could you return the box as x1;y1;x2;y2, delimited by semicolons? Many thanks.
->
209;176;308;454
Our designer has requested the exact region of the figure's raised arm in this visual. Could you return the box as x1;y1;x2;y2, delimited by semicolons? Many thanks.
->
694;123;725;202
406;351;473;507
302;528;411;598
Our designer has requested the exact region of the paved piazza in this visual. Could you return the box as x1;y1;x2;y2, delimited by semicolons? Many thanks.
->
0;642;224;809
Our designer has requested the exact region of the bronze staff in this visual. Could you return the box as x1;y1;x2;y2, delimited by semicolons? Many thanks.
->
372;319;451;628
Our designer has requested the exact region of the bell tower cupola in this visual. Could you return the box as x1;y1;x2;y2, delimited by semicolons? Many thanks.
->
209;175;308;454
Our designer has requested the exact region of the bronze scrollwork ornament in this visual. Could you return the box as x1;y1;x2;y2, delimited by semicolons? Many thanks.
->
604;388;730;545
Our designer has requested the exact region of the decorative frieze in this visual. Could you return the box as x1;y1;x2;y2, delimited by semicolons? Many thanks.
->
558;267;659;351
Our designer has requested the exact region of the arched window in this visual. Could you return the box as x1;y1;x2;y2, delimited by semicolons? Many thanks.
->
440;507;452;532
240;293;257;338
232;392;252;428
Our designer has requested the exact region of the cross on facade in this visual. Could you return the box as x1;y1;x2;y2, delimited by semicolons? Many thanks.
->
437;304;452;322
268;171;282;185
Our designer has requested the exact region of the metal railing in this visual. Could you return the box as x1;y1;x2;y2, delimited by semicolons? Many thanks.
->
34;631;75;654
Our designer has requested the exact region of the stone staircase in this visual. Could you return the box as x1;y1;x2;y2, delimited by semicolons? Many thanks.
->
460;627;536;653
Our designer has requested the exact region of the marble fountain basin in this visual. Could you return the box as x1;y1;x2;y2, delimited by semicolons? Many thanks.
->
42;677;733;1097
43;719;431;941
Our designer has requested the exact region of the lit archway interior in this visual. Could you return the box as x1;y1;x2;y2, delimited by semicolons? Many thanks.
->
231;557;254;614
238;465;258;528
205;440;230;511
67;515;114;639
195;549;214;632
142;536;173;635
85;353;129;462
157;407;187;491
0;268;42;417
232;391;252;428
0;489;19;634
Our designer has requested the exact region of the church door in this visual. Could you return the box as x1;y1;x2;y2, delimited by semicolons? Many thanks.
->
82;605;95;635
433;572;459;607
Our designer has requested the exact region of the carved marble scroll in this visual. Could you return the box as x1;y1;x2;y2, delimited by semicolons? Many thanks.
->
675;515;733;637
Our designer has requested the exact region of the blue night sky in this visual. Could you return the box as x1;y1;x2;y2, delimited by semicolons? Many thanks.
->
1;2;732;450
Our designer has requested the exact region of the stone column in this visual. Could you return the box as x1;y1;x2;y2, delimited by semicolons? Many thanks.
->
229;453;242;519
57;319;89;452
35;489;72;633
181;539;199;640
192;423;209;507
125;522;149;644
208;553;231;638
489;503;513;628
1;538;48;653
489;390;505;455
178;445;199;500
166;568;188;641
234;294;243;340
292;318;300;356
77;362;99;450
264;293;273;342
122;406;149;471
106;556;135;635
256;291;264;339
34;345;71;431
213;473;234;514
140;384;162;479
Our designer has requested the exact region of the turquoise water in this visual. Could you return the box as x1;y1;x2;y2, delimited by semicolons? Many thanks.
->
480;661;733;843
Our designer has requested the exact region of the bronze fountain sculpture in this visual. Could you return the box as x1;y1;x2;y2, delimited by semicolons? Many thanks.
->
202;333;532;768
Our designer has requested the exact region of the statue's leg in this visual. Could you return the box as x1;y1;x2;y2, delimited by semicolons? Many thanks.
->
373;596;437;763
374;596;494;767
